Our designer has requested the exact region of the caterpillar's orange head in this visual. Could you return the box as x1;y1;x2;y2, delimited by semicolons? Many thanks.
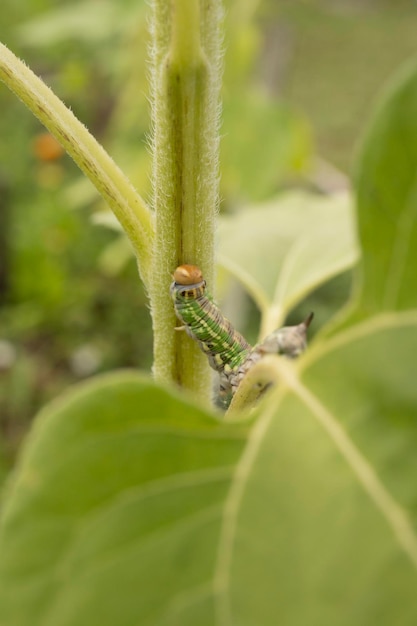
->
173;264;204;285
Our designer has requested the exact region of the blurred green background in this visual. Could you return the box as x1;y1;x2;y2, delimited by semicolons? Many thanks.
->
0;0;416;474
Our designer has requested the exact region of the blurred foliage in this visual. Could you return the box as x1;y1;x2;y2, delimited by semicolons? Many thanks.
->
270;0;417;170
0;0;152;468
1;0;417;472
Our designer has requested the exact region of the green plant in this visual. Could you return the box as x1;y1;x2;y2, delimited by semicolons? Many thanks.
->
1;1;417;624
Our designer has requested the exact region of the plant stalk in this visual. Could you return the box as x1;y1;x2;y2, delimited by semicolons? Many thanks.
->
150;0;222;401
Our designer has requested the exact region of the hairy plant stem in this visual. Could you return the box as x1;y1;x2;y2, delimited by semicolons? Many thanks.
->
150;0;222;400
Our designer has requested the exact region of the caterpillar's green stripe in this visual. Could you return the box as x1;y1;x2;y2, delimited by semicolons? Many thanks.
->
171;264;313;404
170;265;251;375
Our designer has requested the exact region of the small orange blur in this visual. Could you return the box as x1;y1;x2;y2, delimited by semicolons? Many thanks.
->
33;132;64;162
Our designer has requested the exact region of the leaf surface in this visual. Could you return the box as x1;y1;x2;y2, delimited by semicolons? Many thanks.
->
0;373;246;626
332;59;417;330
218;313;417;625
2;322;417;625
218;191;358;326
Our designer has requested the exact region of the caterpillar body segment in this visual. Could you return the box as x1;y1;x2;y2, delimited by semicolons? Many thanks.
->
170;264;313;407
170;265;251;375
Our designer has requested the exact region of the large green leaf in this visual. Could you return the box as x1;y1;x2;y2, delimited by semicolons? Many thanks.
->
1;323;417;625
337;59;417;326
0;373;246;626
218;191;358;327
222;313;417;625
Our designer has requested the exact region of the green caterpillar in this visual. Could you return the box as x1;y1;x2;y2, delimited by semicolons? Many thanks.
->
170;264;252;373
171;264;313;403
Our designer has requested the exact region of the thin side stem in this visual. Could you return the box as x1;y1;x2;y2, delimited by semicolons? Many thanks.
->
0;42;154;284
